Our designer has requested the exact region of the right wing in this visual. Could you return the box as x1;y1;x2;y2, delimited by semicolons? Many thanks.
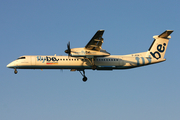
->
85;30;104;51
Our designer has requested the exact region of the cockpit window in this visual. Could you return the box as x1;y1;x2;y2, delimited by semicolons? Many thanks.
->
17;57;26;60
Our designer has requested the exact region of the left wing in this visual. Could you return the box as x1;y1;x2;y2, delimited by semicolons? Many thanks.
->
85;30;104;51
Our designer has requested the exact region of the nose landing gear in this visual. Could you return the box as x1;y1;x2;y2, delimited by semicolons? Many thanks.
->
14;69;18;74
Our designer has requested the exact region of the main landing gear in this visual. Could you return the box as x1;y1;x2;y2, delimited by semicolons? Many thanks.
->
86;58;97;70
14;69;18;74
91;58;96;70
79;70;87;82
92;65;96;70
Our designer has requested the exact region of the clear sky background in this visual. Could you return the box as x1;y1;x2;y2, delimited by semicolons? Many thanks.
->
1;0;180;120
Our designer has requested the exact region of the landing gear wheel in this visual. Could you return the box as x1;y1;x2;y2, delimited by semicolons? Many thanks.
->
92;65;96;70
79;70;88;82
14;69;18;74
83;76;87;82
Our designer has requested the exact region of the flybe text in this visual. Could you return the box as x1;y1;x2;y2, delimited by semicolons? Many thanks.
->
150;43;166;60
37;56;59;63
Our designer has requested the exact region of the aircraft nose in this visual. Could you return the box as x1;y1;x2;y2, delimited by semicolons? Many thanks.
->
7;62;15;68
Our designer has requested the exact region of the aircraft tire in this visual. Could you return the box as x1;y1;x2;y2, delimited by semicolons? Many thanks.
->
14;69;18;74
83;77;87;82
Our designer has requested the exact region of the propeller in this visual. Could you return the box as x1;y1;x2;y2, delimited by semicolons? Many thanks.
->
65;41;71;56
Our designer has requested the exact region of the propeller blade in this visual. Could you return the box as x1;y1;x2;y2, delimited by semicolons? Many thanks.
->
65;41;71;56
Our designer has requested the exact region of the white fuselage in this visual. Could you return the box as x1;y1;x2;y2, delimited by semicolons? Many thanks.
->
7;55;165;70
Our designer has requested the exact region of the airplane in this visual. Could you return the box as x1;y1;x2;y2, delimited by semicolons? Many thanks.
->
7;30;173;82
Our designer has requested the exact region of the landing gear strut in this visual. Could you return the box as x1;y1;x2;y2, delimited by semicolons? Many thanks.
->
79;70;87;82
86;58;96;70
92;65;96;70
91;58;96;70
14;69;18;74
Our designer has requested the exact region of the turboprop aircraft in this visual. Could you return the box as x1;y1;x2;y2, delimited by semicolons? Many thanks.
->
7;30;173;82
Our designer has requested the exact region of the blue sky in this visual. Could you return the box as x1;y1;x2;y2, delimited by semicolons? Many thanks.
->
1;0;180;120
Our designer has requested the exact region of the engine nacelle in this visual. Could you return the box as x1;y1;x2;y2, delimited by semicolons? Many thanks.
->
70;47;110;58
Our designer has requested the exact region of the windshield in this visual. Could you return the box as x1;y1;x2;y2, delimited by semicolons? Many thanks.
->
17;57;26;60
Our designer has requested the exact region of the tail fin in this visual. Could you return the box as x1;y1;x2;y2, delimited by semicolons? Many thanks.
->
146;30;173;59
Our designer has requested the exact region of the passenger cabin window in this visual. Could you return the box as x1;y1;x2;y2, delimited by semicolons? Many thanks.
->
17;57;26;60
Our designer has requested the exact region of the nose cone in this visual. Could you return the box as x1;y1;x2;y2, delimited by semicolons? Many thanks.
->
7;61;15;68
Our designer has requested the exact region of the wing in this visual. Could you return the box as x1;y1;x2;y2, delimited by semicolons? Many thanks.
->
85;30;104;51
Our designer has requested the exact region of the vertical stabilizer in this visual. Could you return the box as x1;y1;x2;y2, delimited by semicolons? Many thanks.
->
146;30;173;60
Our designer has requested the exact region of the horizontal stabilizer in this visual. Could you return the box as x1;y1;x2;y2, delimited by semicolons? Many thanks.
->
158;30;173;38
